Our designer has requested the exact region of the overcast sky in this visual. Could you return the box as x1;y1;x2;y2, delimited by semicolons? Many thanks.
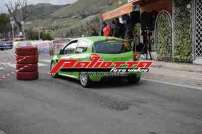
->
0;0;77;13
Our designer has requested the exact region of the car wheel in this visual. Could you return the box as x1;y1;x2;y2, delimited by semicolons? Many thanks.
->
80;72;92;88
127;75;141;84
0;48;4;51
50;61;58;78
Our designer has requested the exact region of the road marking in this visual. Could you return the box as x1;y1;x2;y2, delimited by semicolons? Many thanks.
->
38;63;47;67
2;63;48;68
6;63;16;68
40;59;50;63
143;78;202;91
0;67;4;71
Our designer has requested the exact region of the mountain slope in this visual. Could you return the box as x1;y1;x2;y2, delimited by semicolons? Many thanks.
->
51;0;115;18
26;3;66;21
25;0;127;37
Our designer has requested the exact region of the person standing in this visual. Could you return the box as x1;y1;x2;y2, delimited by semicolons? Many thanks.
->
111;18;123;38
102;22;111;37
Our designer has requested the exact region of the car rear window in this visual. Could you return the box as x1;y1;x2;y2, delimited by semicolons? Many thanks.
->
94;40;131;54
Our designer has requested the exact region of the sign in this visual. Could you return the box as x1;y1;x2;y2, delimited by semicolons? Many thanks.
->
50;54;152;75
101;0;141;21
102;3;134;21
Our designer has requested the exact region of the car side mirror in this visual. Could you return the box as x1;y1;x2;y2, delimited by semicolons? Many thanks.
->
59;49;64;55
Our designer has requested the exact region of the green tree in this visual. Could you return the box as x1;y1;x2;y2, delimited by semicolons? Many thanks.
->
0;14;11;38
26;29;38;40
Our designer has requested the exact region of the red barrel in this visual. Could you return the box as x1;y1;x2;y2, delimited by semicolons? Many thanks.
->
16;47;39;80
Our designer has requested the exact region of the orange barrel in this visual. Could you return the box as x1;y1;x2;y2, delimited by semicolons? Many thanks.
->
15;47;39;80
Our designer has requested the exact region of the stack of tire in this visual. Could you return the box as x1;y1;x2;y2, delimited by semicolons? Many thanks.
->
16;47;39;80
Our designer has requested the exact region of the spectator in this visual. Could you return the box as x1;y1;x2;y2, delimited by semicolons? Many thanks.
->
111;18;122;38
102;22;111;37
124;15;134;41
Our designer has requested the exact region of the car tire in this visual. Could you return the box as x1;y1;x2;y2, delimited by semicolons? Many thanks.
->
127;75;141;84
0;48;4;51
16;64;38;72
16;47;38;56
16;55;38;64
16;71;38;80
80;72;92;88
50;61;58;78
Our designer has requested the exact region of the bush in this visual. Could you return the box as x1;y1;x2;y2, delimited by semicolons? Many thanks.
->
173;0;192;62
40;32;53;40
26;29;53;40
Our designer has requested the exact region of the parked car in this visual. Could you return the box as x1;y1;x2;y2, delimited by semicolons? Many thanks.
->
0;41;13;50
50;36;142;88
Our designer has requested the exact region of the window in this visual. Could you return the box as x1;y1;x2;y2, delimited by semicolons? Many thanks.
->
94;40;131;54
75;40;90;54
63;41;78;54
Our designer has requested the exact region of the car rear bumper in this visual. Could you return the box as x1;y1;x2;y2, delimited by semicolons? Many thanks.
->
89;72;142;82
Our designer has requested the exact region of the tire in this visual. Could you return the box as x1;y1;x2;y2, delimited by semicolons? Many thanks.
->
79;72;92;88
16;64;38;72
16;71;38;80
16;55;38;64
50;61;58;78
127;75;141;84
0;48;4;51
16;47;38;56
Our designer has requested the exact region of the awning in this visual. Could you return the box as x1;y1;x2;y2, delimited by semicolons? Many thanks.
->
101;0;141;21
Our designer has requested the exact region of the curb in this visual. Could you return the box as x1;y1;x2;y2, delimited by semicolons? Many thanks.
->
152;61;202;73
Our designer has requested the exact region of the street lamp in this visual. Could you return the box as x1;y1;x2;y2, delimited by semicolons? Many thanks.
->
38;27;41;40
10;17;15;41
21;21;25;38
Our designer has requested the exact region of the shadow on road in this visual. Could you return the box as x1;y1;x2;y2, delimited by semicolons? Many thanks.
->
57;76;142;89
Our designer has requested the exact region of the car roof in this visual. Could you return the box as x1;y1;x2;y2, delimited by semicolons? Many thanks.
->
77;36;123;43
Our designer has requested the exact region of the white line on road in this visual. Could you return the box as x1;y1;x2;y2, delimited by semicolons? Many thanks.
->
6;63;15;68
38;63;48;67
0;67;4;71
143;78;202;91
1;63;48;68
40;59;51;63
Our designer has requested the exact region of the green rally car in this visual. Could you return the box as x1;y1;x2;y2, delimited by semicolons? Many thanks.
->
50;36;142;88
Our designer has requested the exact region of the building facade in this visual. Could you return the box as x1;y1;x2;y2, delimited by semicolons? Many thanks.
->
102;0;202;64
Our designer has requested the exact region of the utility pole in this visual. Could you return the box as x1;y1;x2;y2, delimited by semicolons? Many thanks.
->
38;27;41;40
10;17;15;41
21;21;25;38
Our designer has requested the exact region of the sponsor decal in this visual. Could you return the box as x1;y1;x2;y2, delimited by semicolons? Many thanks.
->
50;54;152;75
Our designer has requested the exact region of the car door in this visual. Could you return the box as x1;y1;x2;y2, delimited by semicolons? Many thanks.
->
58;40;78;77
62;40;78;56
67;39;92;78
74;39;92;58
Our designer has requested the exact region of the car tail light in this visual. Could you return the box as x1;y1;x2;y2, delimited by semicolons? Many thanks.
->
133;52;141;61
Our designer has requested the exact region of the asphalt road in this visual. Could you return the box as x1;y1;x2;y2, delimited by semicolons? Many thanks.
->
0;49;202;134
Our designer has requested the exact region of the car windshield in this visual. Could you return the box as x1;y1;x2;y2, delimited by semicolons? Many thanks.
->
94;40;131;54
